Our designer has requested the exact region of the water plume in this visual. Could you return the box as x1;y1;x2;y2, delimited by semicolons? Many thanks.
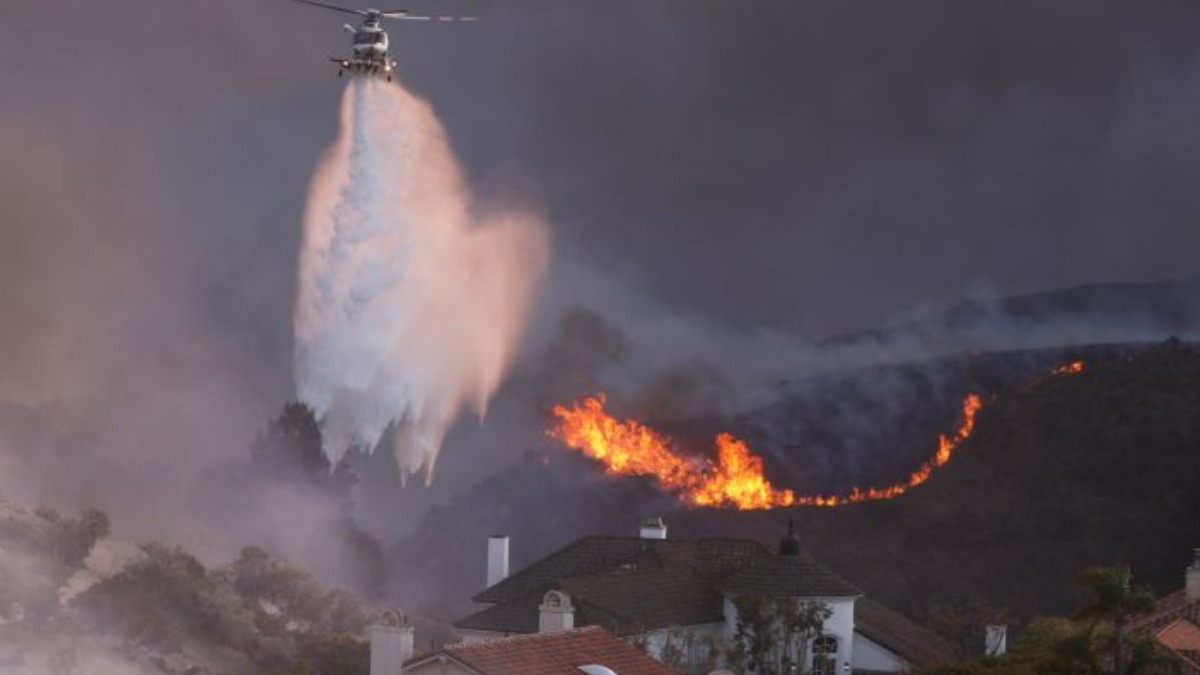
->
295;78;549;482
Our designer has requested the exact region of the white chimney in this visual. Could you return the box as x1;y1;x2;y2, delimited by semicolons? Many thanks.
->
985;625;1007;656
487;535;510;588
1187;548;1200;602
370;611;414;675
639;517;667;540
538;590;575;633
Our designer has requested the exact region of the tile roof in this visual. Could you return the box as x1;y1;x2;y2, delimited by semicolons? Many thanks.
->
1127;590;1200;674
854;597;957;667
415;626;682;675
717;551;861;598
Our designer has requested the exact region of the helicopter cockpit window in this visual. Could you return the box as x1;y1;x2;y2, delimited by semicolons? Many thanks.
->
355;31;384;45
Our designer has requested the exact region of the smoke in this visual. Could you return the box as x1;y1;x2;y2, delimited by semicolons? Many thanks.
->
295;79;549;481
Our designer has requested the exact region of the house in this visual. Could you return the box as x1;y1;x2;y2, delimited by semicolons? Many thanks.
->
1126;549;1200;673
454;519;955;674
404;626;683;675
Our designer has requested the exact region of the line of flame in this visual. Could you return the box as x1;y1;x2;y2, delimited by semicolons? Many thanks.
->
548;361;1085;510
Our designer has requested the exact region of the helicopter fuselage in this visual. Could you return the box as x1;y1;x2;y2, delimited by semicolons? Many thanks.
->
331;21;398;81
290;0;476;81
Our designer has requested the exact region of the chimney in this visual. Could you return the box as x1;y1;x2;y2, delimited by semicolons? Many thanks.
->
487;535;510;588
538;590;575;633
639;517;667;540
985;625;1007;657
370;611;414;675
1187;548;1200;602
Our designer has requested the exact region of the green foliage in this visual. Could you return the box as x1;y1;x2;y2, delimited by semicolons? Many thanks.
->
727;596;831;675
655;625;718;672
915;565;1177;675
1073;566;1156;624
926;598;1011;659
294;633;369;675
231;545;370;636
75;542;369;673
914;616;1176;675
1073;565;1157;675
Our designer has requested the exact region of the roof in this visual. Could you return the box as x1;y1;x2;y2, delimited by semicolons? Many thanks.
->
1127;590;1200;674
460;537;770;634
457;531;946;670
854;597;958;667
410;626;682;675
473;536;769;605
717;551;862;598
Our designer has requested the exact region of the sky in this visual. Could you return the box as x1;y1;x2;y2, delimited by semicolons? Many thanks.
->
1;0;1199;566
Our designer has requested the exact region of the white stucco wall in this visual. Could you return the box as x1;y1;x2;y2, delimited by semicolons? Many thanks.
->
722;595;857;672
851;632;910;673
642;623;724;671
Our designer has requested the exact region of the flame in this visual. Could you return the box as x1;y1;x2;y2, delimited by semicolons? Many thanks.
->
549;392;980;510
1052;360;1085;376
548;361;1084;510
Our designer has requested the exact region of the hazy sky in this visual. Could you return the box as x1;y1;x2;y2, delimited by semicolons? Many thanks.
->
4;1;1198;347
1;0;1199;547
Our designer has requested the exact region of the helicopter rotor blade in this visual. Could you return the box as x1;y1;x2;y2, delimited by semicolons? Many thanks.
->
287;0;369;17
382;10;480;21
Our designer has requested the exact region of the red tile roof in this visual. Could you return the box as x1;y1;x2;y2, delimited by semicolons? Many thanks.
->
413;626;682;675
1127;590;1200;674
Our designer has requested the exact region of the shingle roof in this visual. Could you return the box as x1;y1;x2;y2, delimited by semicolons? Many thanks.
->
472;536;769;605
459;568;726;635
459;536;769;634
561;568;724;632
413;626;682;675
717;551;861;598
854;597;957;667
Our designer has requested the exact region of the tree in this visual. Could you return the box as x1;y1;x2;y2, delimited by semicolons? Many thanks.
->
1073;565;1156;675
38;506;110;568
727;596;832;675
926;598;1011;659
251;402;356;494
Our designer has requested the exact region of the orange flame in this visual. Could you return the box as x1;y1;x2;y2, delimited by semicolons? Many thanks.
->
548;361;1084;510
1052;360;1085;376
549;392;980;510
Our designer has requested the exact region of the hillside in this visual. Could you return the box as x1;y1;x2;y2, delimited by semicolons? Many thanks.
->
0;492;372;675
389;339;1200;629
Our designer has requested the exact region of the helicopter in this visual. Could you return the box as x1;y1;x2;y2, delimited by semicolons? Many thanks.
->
287;0;477;81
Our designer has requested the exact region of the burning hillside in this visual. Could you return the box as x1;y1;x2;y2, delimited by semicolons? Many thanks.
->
548;361;1084;510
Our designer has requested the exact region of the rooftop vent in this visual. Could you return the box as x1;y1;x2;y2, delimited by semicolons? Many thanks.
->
779;520;800;557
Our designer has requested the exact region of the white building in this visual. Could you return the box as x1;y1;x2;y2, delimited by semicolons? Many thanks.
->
454;520;954;674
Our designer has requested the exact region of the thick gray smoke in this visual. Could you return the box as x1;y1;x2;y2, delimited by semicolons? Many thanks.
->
295;79;548;481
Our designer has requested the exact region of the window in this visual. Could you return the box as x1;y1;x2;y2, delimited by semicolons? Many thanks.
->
812;635;838;675
355;31;385;45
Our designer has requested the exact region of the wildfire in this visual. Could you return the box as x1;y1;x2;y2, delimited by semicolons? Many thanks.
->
549;392;980;510
548;361;1085;511
1052;360;1085;376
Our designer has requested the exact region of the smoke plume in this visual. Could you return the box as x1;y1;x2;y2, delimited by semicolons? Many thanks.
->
295;79;548;481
